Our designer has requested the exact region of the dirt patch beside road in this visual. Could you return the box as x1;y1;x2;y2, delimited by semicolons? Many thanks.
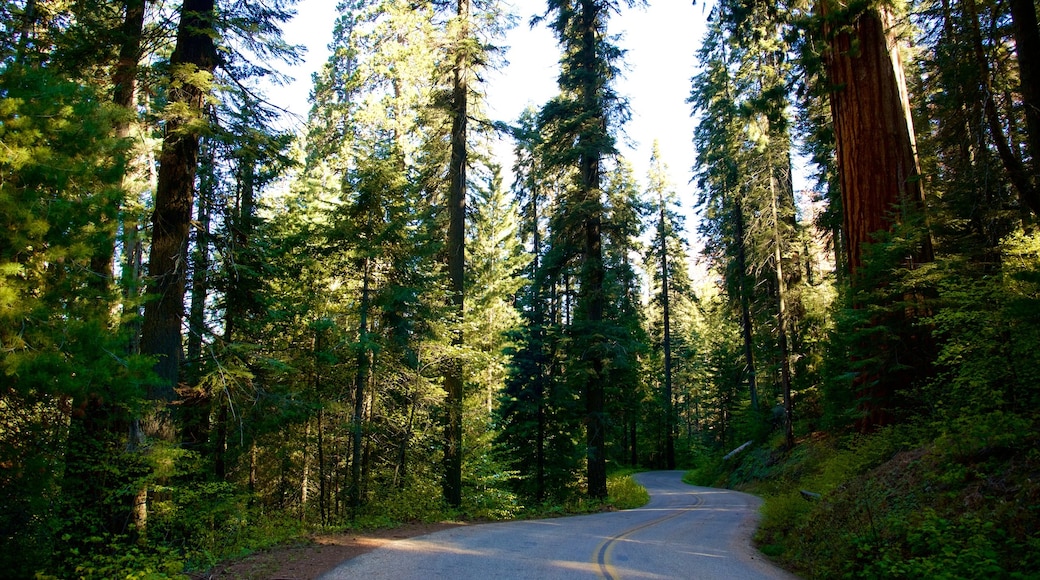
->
193;522;465;580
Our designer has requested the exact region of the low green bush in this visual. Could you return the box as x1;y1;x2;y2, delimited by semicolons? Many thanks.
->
606;472;649;509
44;536;188;580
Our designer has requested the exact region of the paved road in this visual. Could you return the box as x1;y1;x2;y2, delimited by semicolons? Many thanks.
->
320;471;797;579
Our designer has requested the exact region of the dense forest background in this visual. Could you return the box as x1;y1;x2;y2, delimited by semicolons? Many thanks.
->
2;0;1039;577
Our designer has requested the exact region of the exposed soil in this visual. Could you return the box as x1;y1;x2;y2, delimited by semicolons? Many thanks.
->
191;522;465;580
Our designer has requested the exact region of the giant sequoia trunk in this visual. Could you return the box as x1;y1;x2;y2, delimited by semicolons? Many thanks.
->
140;0;218;418
822;3;932;275
822;1;934;427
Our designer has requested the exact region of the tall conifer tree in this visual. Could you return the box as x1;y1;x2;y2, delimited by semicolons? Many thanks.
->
539;0;633;499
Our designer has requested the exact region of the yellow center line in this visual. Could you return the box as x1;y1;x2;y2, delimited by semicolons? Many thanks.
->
594;494;702;580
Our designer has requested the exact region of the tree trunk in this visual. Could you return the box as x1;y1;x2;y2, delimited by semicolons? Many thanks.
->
90;0;146;290
822;1;932;275
301;420;310;522
1010;0;1040;186
394;391;417;488
350;256;372;512
133;0;217;534
442;0;470;509
140;0;218;424
186;155;211;381
529;186;547;502
225;155;257;343
966;0;1040;217
770;166;795;450
733;196;759;411
61;2;149;539
657;193;676;470
822;0;935;427
317;408;327;525
182;143;213;450
577;0;608;501
214;400;228;480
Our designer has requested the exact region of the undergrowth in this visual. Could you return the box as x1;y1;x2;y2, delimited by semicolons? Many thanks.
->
694;413;1040;578
512;469;650;518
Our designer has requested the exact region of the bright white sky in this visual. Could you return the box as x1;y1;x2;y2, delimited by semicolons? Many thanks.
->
270;0;710;218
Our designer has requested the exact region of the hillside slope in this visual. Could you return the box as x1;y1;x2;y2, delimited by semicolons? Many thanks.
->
691;414;1040;578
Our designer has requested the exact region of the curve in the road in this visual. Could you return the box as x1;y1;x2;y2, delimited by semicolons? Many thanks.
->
594;491;703;579
320;471;796;580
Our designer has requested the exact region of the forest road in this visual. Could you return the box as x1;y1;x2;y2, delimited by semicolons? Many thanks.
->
318;471;797;579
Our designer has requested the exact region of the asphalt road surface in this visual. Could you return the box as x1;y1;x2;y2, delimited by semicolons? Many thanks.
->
320;471;797;579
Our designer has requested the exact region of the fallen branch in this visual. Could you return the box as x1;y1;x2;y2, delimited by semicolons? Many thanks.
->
723;440;754;460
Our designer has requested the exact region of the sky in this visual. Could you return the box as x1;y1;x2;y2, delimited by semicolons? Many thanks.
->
270;0;710;216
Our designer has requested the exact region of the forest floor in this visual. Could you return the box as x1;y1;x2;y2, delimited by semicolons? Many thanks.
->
191;521;466;580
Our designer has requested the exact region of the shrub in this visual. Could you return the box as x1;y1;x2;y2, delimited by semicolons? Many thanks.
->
607;472;649;509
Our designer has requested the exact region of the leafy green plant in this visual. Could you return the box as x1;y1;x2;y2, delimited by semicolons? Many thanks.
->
45;535;188;580
606;472;650;509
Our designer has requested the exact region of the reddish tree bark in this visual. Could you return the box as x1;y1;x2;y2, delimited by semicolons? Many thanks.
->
822;3;932;276
821;2;935;428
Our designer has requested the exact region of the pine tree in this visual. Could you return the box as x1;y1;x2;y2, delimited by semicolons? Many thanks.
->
601;159;647;467
691;7;760;415
538;0;634;500
0;63;148;574
139;0;219;432
646;142;680;468
442;0;471;509
496;108;567;501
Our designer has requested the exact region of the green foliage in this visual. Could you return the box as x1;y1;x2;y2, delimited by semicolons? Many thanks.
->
606;472;650;510
515;471;650;517
495;327;585;503
358;479;451;527
5;0;1039;575
683;453;726;487
920;233;1040;420
820;212;938;429
0;62;153;577
748;417;1040;578
853;510;1011;579
50;538;188;580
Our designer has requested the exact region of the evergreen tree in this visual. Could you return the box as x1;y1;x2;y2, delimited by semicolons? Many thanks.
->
814;0;935;428
139;0;220;434
538;0;635;500
601;159;647;468
0;63;149;575
496;108;573;501
691;6;760;417
692;0;808;446
645;142;682;467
